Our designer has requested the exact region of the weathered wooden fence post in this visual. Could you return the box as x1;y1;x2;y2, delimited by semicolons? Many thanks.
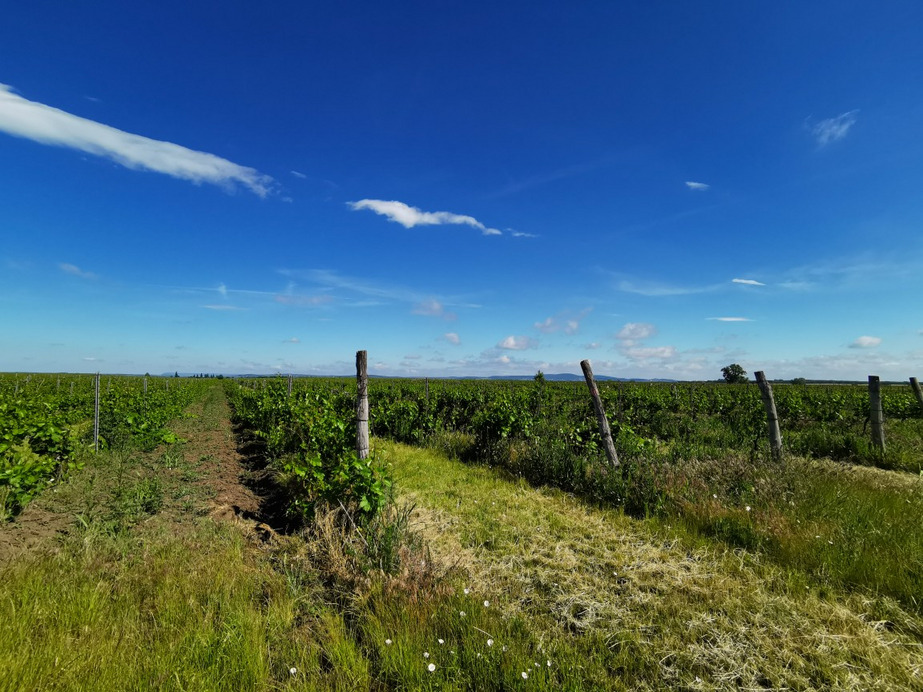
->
356;350;370;460
580;359;619;468
869;375;886;451
287;374;293;396
910;377;923;411
755;371;783;461
94;372;101;453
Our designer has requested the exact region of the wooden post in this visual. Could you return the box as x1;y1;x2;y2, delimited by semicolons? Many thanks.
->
755;371;783;461
94;373;101;453
580;360;619;468
287;374;293;396
425;377;430;408
356;350;370;460
910;377;923;411
869;375;886;451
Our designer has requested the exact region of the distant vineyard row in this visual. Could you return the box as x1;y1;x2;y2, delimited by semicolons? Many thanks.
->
0;374;207;516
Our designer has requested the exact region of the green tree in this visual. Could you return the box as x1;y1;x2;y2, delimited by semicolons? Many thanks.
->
721;363;748;384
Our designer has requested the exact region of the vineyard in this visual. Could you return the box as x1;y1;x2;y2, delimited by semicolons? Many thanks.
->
2;372;923;689
225;374;923;608
0;373;205;518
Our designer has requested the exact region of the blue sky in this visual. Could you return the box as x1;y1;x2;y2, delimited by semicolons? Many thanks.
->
2;1;922;380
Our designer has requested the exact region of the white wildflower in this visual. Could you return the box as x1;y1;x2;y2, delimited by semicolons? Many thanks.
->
487;639;494;647
428;663;436;672
522;671;529;679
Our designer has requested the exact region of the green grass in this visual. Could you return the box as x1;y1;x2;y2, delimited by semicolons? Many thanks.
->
0;522;313;691
5;383;923;690
382;440;923;690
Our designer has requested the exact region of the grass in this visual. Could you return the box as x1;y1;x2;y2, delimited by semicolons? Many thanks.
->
4;382;923;689
0;522;311;691
383;440;923;690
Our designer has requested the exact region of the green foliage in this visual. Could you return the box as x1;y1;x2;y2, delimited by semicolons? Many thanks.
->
0;374;203;517
226;379;392;523
721;363;748;384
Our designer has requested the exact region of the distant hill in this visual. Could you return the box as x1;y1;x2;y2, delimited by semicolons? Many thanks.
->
162;372;678;382
490;373;678;382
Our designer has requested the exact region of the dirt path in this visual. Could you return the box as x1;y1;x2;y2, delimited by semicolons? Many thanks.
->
0;382;267;565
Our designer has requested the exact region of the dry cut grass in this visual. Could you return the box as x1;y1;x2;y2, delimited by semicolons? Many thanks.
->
384;440;923;690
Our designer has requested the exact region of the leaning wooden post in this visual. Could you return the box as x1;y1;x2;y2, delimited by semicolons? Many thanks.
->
356;350;370;460
580;360;619;468
868;375;886;451
755;371;783;461
93;372;101;453
910;377;923;411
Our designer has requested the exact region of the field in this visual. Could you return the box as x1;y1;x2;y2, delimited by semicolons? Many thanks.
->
2;373;923;690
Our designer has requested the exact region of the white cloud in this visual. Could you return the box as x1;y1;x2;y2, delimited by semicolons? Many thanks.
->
217;282;228;297
613;321;679;362
850;335;881;349
707;317;753;322
59;262;96;279
534;317;555;333
201;304;246;311
348;199;503;236
443;332;461;345
274;294;333;307
497;335;538;351
290;170;307;179
732;278;765;286
510;231;538;238
622;345;678;361
617;278;719;297
534;308;590;335
616;322;657;342
0;84;273;196
284;337;300;343
413;298;456;320
811;110;858;147
685;181;710;191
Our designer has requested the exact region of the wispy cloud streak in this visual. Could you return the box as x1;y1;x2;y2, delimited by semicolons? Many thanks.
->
348;199;502;236
59;262;97;279
811;110;858;147
0;84;273;196
850;335;881;349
